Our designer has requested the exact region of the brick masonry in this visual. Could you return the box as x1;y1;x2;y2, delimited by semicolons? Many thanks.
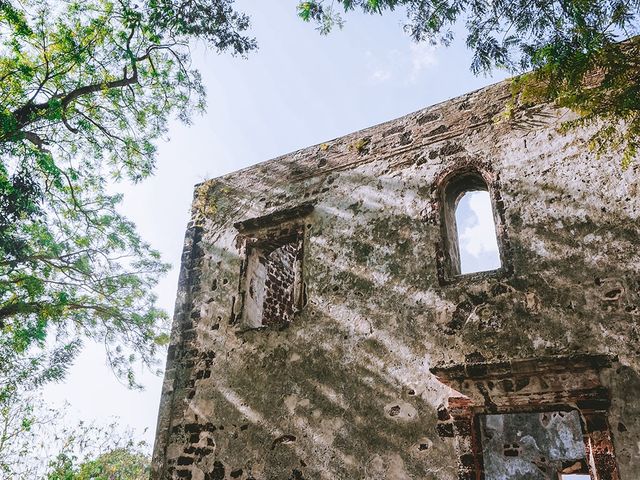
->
261;241;299;326
151;79;640;479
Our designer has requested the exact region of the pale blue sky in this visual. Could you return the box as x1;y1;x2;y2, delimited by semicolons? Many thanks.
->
457;192;501;274
43;1;509;448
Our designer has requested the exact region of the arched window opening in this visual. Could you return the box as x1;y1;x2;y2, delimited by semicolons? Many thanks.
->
441;170;502;277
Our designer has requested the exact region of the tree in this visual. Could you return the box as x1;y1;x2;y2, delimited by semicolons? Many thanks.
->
0;391;43;479
0;0;255;392
47;448;149;480
298;0;640;167
0;390;150;480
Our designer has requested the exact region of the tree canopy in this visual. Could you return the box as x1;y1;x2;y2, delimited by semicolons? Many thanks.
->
47;448;149;480
1;391;150;479
298;0;640;166
0;0;255;396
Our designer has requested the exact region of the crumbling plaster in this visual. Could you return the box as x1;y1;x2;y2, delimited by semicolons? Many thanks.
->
152;79;640;480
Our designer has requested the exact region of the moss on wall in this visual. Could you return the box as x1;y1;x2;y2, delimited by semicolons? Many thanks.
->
152;80;640;480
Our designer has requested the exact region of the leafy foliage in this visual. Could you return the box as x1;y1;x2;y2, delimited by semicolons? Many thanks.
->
514;36;640;168
47;448;149;480
298;0;640;166
0;0;255;391
0;390;42;479
0;391;149;479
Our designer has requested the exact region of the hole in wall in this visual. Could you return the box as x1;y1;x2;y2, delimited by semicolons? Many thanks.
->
479;411;591;480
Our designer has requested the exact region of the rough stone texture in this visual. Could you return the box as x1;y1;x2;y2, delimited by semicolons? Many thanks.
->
151;79;640;480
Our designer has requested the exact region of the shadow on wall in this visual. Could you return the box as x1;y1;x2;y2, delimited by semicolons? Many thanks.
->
157;149;639;479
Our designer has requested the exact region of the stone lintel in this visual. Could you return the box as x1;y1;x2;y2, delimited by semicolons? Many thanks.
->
233;203;314;233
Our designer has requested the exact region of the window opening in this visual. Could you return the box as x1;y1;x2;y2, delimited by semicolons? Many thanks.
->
440;169;502;277
241;231;304;328
455;190;501;274
479;411;590;480
431;355;618;480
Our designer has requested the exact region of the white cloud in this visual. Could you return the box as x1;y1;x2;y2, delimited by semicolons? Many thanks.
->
364;48;400;84
458;191;499;257
408;42;438;83
370;69;392;83
364;43;438;85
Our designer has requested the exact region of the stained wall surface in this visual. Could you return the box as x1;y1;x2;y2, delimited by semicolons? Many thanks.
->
479;411;586;479
151;80;640;480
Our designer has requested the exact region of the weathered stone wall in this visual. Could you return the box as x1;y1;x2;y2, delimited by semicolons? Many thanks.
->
151;80;640;480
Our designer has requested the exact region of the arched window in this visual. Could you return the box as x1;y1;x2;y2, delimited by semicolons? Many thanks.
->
440;170;502;278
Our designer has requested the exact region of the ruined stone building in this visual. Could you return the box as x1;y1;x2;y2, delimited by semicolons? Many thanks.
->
151;79;640;480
